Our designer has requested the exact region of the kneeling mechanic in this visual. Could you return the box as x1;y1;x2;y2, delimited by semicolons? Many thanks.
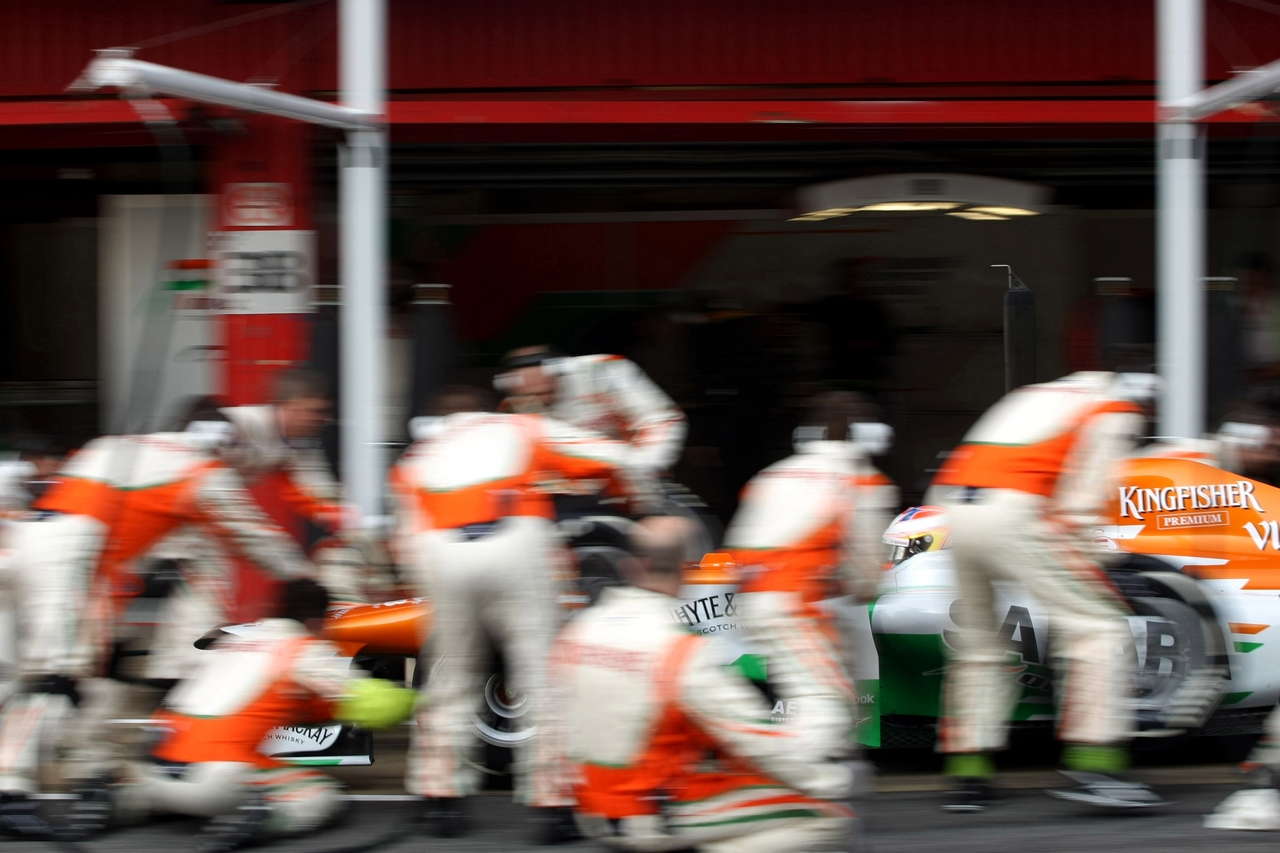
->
115;579;414;849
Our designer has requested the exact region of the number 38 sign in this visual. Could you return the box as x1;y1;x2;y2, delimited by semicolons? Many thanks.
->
209;230;315;314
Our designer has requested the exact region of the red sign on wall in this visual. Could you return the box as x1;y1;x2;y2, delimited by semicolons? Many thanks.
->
223;182;294;228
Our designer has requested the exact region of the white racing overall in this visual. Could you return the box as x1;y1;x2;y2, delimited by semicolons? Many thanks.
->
0;434;309;792
929;372;1143;754
544;586;853;853
124;619;354;835
392;412;646;804
546;355;686;473
724;441;887;764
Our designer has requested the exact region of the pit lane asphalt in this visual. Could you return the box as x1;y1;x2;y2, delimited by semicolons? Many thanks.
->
7;782;1280;853
4;729;1269;852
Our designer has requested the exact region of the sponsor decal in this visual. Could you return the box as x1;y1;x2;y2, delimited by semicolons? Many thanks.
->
1118;480;1263;521
853;679;880;748
944;603;1040;666
769;696;875;725
671;592;739;626
277;725;338;744
259;724;340;756
1157;511;1228;530
223;182;293;228
210;230;315;314
687;622;743;636
771;700;800;722
1245;520;1280;551
561;642;648;673
1129;616;1192;675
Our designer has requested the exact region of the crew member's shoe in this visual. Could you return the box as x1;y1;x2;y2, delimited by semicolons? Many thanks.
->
63;777;116;839
943;778;997;813
532;806;582;844
1205;788;1280;830
418;796;466;838
0;792;51;838
1047;771;1166;809
199;791;274;853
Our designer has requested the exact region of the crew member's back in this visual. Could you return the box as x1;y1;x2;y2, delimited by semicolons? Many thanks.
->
552;517;853;853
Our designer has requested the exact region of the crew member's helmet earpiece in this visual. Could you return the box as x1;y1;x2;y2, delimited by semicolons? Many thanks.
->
1112;372;1162;405
185;420;235;450
1220;421;1271;450
849;422;894;456
408;416;446;442
493;347;570;395
792;421;895;456
497;346;568;374
792;425;828;449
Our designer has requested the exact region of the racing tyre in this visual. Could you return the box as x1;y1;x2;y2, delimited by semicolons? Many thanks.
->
469;651;535;789
1126;595;1224;732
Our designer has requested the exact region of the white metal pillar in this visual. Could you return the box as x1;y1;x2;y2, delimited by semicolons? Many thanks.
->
339;0;387;519
1157;0;1206;438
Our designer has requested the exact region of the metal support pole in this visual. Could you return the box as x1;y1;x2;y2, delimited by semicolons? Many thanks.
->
78;51;375;130
339;0;387;519
1166;56;1280;121
1157;0;1205;438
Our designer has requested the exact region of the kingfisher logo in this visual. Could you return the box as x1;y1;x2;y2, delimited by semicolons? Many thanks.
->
1118;480;1263;520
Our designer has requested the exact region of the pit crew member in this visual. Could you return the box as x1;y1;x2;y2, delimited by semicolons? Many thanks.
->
118;579;414;849
391;385;651;836
928;371;1161;811
221;368;348;537
546;515;853;853
0;424;312;795
0;437;67;516
495;346;686;473
722;391;886;764
222;370;363;616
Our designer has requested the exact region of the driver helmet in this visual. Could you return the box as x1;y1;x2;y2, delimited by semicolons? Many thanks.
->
883;505;950;566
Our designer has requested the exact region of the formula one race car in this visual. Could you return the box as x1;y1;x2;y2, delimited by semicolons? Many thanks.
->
865;454;1280;748
566;451;1280;751
218;451;1280;764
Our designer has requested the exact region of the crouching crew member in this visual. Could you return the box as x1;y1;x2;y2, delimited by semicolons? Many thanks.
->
545;517;854;853
118;579;414;849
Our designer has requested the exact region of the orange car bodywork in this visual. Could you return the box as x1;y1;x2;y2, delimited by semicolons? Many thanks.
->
1098;457;1280;590
322;598;432;656
320;553;742;657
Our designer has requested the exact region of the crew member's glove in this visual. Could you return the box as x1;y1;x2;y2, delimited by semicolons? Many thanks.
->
336;678;416;730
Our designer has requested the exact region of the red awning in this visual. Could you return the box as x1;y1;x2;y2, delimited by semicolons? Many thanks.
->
0;99;189;126
3;96;1275;128
385;99;1169;125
